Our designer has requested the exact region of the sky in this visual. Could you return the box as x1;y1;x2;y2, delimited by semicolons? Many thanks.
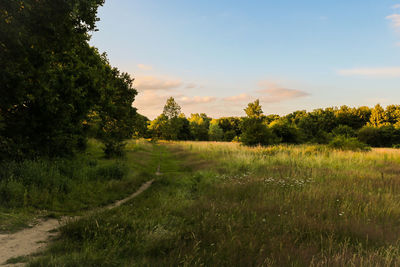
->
90;0;400;119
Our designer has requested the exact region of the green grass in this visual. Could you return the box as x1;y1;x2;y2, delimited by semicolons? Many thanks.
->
0;139;156;233
19;141;400;265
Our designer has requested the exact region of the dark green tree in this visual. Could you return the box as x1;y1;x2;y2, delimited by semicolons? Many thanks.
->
241;100;275;146
96;69;137;157
0;0;125;158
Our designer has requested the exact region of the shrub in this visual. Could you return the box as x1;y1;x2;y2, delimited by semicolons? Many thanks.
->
269;120;303;144
240;118;276;146
358;125;400;147
329;135;370;151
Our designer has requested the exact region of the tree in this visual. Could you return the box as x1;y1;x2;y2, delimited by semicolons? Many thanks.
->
97;69;137;157
0;0;136;158
241;100;275;146
132;113;150;138
163;97;181;119
217;117;241;141
244;99;263;118
189;113;210;141
369;104;388;127
269;119;302;144
149;99;189;141
208;120;224;141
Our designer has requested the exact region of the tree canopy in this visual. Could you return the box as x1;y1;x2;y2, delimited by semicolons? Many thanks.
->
1;0;137;159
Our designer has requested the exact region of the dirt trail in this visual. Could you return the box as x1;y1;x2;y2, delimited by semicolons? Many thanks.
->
0;179;154;265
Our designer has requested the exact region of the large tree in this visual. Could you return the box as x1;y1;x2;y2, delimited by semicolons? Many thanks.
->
1;0;136;158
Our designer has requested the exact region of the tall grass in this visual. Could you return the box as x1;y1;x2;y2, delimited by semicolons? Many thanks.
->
0;139;154;232
30;141;400;266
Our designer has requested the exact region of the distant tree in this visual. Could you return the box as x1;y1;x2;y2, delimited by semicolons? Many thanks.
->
148;114;168;140
163;97;181;119
176;114;191;140
208;120;224;141
332;125;356;138
264;114;280;125
189;113;210;141
241;100;275;146
369;104;388;127
385;105;400;126
284;110;307;125
269;119;302;144
244;99;263;118
149;99;189;140
217;117;242;140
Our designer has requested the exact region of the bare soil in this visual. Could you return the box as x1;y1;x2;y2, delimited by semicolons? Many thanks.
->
0;180;154;265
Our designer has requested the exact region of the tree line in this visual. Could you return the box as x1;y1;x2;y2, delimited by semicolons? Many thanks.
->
136;97;400;148
1;0;137;159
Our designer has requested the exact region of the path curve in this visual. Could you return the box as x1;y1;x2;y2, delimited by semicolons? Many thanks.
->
0;179;154;265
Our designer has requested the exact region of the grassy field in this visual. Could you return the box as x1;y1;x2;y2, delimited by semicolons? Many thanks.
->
24;141;400;266
0;139;157;233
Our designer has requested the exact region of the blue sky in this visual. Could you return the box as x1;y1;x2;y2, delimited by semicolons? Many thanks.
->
90;0;400;119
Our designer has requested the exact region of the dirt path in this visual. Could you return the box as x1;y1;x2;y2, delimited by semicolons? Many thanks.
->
0;179;154;266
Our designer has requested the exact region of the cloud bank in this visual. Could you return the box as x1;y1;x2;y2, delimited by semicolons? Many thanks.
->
387;14;400;29
134;76;182;91
338;67;400;77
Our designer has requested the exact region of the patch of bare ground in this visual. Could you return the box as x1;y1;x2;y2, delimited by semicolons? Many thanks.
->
0;180;154;266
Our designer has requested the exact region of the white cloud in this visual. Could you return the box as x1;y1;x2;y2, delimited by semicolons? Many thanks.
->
386;14;400;28
257;81;310;102
134;76;182;91
338;67;400;77
396;42;400;47
178;96;216;104
223;93;251;102
392;4;400;9
137;64;153;70
222;81;309;105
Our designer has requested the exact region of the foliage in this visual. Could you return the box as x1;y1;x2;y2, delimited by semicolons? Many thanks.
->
358;125;400;147
131;113;150;138
96;69;137;158
241;117;275;146
269;119;302;144
332;124;356;137
329;135;370;151
146;99;400;148
148;99;190;141
208;120;224;141
244;99;263;118
189;113;210;141
0;0;137;159
163;97;181;119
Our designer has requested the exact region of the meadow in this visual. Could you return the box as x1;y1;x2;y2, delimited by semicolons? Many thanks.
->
0;139;157;233
22;141;400;266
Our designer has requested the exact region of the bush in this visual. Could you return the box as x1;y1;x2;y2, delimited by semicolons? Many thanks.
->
329;135;370;151
240;118;276;146
358;125;400;147
223;130;236;142
270;120;302;144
